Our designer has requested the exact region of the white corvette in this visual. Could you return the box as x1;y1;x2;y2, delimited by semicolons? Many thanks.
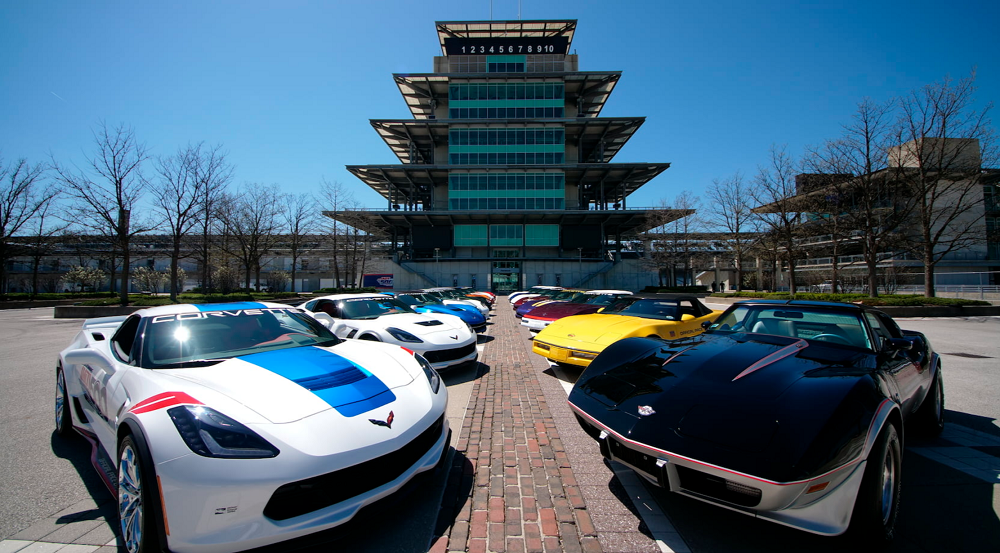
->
55;302;449;553
302;293;479;372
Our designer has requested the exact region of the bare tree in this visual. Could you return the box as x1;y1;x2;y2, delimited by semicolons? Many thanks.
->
704;172;759;291
153;144;200;300
751;145;806;294
318;178;356;287
805;98;912;296
190;144;232;292
1;155;59;293
219;183;283;291
23;200;70;298
280;192;319;293
894;71;997;297
51;122;151;304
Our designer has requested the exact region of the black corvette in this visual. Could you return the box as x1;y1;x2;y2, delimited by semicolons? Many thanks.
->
567;300;943;544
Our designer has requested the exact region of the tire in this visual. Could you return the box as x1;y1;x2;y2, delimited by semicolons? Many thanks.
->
55;368;73;436
118;435;161;553
913;368;945;437
849;423;902;545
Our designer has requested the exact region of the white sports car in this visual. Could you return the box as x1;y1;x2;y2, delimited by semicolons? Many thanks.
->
302;293;478;372
55;302;449;553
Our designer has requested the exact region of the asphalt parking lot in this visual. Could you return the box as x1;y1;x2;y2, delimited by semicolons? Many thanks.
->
0;302;998;552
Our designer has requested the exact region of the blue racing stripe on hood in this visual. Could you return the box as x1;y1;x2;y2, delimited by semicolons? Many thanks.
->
239;347;395;417
195;302;268;312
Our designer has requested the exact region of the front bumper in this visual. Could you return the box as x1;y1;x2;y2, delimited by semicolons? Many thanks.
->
568;401;866;536
520;318;551;333
156;414;450;553
531;339;599;368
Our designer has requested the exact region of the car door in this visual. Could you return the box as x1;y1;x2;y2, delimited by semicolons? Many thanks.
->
80;315;140;450
867;312;923;416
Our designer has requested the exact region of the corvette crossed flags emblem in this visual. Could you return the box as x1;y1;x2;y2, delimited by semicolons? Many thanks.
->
369;411;395;428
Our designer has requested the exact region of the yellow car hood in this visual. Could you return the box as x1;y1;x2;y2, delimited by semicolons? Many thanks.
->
534;313;660;350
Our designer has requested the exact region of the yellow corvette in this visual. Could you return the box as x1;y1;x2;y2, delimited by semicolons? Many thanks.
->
532;294;722;368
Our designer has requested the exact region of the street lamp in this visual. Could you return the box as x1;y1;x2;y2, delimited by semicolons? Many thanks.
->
578;247;582;270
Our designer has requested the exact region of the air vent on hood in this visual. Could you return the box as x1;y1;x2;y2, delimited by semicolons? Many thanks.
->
415;320;444;327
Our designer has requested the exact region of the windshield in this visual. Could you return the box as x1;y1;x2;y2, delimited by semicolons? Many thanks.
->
585;293;623;305
598;298;683;320
339;297;415;319
141;308;340;369
709;305;872;349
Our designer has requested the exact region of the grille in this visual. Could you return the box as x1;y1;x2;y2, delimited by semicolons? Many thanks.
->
422;342;476;363
263;415;445;521
675;465;762;507
605;438;661;475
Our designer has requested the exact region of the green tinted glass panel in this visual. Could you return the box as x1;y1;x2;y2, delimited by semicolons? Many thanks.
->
454;225;488;246
490;225;523;246
448;173;564;210
525;225;559;246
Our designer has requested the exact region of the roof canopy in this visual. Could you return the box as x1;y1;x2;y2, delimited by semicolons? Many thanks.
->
371;116;643;165
323;207;692;239
393;72;620;120
435;20;577;54
346;162;670;206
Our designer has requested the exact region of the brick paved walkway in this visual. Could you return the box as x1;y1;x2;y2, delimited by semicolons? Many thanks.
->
431;298;662;553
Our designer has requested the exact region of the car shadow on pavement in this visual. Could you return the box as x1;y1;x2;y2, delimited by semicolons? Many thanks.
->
49;430;122;545
443;361;489;387
943;410;1000;439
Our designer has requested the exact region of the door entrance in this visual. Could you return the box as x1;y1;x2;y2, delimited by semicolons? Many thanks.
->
491;273;520;294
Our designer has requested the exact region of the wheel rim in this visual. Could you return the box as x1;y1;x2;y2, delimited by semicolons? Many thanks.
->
55;372;66;429
879;444;897;524
119;444;144;553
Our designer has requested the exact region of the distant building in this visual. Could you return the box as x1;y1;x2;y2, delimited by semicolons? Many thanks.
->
328;19;684;293
758;138;1000;290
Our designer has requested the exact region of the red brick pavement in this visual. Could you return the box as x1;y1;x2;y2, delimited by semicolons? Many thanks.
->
432;298;660;553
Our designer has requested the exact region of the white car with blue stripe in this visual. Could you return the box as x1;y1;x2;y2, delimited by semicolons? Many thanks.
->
54;302;449;553
301;293;479;372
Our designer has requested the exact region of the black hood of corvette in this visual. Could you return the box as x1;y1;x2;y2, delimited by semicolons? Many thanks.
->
569;333;880;481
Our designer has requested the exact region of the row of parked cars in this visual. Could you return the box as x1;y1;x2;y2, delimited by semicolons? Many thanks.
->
52;283;943;551
514;285;944;546
53;287;495;553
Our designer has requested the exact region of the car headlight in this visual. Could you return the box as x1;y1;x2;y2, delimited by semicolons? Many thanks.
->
168;405;279;459
415;354;441;394
386;327;424;343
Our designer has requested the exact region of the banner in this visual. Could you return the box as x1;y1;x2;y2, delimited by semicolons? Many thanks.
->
362;274;394;289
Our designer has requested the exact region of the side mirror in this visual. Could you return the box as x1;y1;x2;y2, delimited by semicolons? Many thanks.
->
681;314;695;322
701;320;714;330
63;348;114;371
883;337;913;352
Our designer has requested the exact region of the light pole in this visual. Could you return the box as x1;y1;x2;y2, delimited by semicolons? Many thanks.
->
578;247;582;270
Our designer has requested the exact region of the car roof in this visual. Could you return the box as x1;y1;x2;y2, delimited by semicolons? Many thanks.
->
135;301;296;317
312;293;390;301
731;299;877;312
623;293;705;301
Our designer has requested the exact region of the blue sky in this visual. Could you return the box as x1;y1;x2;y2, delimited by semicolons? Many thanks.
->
2;0;997;211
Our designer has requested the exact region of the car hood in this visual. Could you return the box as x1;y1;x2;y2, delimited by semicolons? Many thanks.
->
162;342;418;424
537;314;656;347
570;333;873;480
365;312;467;334
416;304;485;324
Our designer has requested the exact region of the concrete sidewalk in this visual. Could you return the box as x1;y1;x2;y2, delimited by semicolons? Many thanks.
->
430;297;668;553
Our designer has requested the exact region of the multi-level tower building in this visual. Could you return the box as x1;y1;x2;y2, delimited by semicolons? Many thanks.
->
334;19;680;292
